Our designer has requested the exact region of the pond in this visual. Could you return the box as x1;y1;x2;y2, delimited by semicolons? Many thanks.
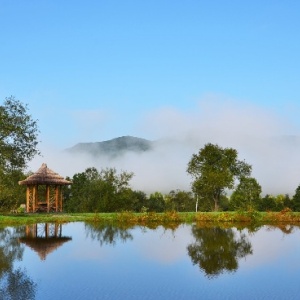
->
1;222;300;300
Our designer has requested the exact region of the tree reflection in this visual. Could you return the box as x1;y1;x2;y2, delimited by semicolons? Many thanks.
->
0;267;36;300
85;223;133;246
0;226;37;300
266;224;295;235
187;225;252;278
0;227;23;277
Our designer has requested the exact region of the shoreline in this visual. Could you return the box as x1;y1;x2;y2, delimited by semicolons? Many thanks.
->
1;211;300;226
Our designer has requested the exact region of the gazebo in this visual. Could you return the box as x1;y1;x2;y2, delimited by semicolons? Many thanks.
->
19;163;72;213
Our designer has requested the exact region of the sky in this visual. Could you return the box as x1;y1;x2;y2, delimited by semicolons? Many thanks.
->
1;1;300;195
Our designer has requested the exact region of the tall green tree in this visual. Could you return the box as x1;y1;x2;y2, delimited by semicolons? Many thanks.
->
0;96;39;171
229;177;262;211
292;185;300;211
187;143;252;211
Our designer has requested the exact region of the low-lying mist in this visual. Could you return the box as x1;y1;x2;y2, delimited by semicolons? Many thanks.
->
28;98;300;196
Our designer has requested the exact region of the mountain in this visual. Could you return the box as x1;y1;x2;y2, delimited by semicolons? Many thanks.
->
65;136;153;157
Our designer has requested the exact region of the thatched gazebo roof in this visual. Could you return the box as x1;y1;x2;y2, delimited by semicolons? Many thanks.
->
19;163;72;186
19;237;72;260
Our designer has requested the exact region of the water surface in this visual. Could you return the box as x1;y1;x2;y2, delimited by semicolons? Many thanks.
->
1;222;300;299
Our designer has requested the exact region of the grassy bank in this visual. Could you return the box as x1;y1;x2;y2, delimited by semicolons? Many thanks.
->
2;210;300;226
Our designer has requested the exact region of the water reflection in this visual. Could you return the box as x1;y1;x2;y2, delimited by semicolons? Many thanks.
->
84;222;183;247
19;223;72;260
0;227;23;277
1;222;300;300
0;268;36;300
187;225;253;278
0;226;37;300
266;224;295;235
85;223;133;246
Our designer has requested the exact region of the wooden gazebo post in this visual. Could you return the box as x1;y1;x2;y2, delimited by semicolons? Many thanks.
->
19;163;72;213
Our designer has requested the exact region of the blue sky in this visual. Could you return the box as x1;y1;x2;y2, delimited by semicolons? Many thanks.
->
1;1;300;193
1;0;299;146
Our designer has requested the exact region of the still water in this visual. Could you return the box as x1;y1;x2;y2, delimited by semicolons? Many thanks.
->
1;222;300;300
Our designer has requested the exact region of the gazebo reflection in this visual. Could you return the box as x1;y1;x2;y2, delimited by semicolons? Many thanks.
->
19;223;72;260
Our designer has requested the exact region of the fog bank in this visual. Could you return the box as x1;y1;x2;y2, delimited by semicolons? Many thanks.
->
28;98;300;196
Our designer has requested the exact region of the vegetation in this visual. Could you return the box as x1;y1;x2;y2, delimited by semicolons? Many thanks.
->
0;168;27;212
64;167;136;212
2;210;300;227
2;97;300;217
187;143;252;211
0;96;39;171
0;96;39;211
229;177;262;211
165;190;195;212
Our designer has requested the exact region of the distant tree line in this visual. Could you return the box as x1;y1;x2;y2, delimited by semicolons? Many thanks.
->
2;96;300;213
62;167;195;213
61;164;300;213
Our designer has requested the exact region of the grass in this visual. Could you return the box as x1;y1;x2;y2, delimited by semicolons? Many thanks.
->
2;209;300;226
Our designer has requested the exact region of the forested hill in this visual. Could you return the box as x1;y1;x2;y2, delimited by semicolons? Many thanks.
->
65;136;153;157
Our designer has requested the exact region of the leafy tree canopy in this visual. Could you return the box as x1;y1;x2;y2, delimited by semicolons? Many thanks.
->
64;167;134;212
229;177;262;211
0;168;26;212
165;190;194;212
292;185;300;211
0;96;39;171
187;143;252;211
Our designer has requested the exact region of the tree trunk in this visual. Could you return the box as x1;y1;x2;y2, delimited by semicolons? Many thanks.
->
214;199;219;211
213;193;220;211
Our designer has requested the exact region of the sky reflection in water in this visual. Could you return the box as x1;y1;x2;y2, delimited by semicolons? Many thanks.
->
1;222;300;300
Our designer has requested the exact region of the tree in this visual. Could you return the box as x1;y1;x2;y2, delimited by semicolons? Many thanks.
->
165;190;194;212
187;143;252;211
147;192;166;212
64;167;134;212
257;194;291;212
273;194;286;211
257;194;277;211
0;96;39;171
129;190;148;212
229;177;262;211
283;194;293;211
0;168;26;212
292;185;300;211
